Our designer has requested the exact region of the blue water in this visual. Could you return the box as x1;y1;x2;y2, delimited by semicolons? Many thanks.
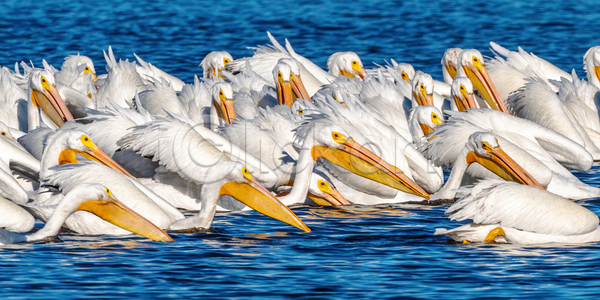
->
2;0;600;298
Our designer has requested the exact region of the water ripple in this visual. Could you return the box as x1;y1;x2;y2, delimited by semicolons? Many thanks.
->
2;0;600;298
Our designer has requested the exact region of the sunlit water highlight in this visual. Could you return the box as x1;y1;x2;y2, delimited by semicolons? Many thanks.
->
2;0;600;298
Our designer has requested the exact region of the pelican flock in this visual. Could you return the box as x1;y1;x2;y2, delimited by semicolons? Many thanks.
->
2;31;600;246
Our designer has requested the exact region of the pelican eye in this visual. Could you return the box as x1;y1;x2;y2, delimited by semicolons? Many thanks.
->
332;131;347;143
481;141;493;152
1;131;5;136
317;180;331;193
278;72;282;78
81;135;94;149
223;58;231;65
460;85;465;91
105;187;113;198
218;89;228;102
84;66;91;74
352;60;357;65
242;167;252;180
472;56;483;69
297;107;303;115
40;76;51;90
401;72;407;79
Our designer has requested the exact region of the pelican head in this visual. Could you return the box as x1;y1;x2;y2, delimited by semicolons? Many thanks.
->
63;55;97;81
307;124;430;199
0;121;17;142
29;69;74;127
273;61;296;107
200;51;233;79
322;83;352;107
43;130;137;180
211;82;236;124
307;174;350;206
457;49;507;113
412;106;445;137
441;48;462;83
412;71;435;106
392;62;415;84
465;132;543;188
277;58;311;101
451;76;477;112
328;52;368;80
278;173;350;206
217;164;311;232
584;46;600;89
61;184;173;242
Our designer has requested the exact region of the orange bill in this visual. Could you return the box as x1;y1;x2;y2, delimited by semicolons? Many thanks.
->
312;139;430;199
77;196;174;242
220;179;311;232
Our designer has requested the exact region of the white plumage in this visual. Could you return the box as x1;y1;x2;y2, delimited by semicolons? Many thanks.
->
436;180;600;244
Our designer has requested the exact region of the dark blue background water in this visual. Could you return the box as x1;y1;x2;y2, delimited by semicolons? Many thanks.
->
2;0;600;298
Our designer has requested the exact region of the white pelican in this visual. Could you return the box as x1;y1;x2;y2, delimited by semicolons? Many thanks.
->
487;42;570;99
457;49;508;113
366;59;415;85
226;32;366;96
357;72;412;142
272;107;432;206
312;96;443;194
506;76;600;161
584;46;600;89
441;48;462;85
430;132;543;200
411;71;450;112
436;180;600;244
422;108;600;199
0;126;40;204
449;76;478;112
175;78;238;131
33;129;160;220
134;53;186;92
0;194;34;233
27;69;75;131
53;54;98;102
274;58;312;104
0;69;28;132
408;105;445;148
1;183;173;245
225;58;311;107
200;51;233;79
35;57;96;121
95;46;148;108
274;171;350;207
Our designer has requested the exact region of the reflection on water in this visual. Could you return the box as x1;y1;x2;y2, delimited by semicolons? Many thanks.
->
2;0;600;297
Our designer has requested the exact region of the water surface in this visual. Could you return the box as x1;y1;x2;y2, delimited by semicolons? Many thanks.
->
1;0;600;298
